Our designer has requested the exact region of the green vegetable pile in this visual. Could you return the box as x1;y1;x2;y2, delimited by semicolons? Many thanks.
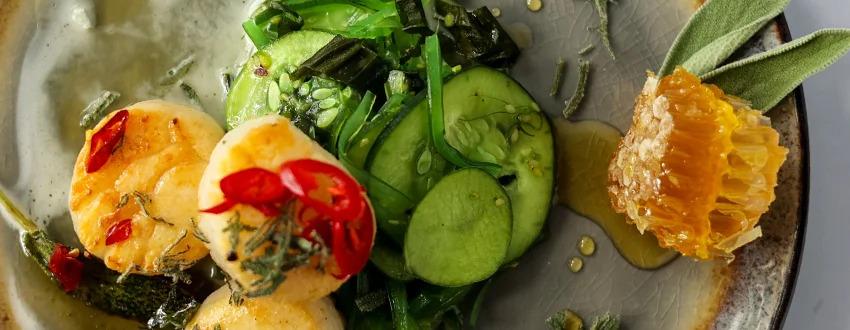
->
224;0;555;328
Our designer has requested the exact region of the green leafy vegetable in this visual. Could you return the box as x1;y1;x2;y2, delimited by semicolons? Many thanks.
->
434;2;520;68
292;35;388;92
243;20;272;49
659;0;790;76
409;285;472;318
394;0;429;34
79;90;121;130
336;91;415;244
704;28;850;111
424;34;501;176
563;59;591;118
388;280;419;330
369;238;415;281
287;0;400;38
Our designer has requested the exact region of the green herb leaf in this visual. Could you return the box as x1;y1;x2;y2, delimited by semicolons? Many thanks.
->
546;309;583;330
563;59;591;119
704;29;850;111
387;281;418;330
589;312;620;330
659;0;790;76
590;0;615;60
159;55;195;86
179;82;203;108
79;90;121;130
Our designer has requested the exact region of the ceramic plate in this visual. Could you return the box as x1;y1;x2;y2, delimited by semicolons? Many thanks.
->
0;1;806;329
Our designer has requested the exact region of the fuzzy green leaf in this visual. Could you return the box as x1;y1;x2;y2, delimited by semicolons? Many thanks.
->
704;29;850;111
660;0;790;76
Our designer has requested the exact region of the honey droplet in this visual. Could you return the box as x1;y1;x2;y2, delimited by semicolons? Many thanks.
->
578;235;596;256
526;0;543;12
568;257;583;273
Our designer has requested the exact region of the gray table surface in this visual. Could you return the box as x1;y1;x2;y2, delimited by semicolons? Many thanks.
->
783;2;850;329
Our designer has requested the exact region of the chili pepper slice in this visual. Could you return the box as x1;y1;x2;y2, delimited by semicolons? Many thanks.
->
330;206;374;279
279;159;366;222
201;168;292;216
86;109;130;173
105;219;133;246
48;243;84;292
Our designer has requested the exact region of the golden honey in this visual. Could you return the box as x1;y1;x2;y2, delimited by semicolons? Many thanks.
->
608;68;788;260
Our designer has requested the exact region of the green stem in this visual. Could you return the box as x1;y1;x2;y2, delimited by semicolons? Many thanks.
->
388;280;419;330
424;35;501;176
242;20;271;49
0;188;37;233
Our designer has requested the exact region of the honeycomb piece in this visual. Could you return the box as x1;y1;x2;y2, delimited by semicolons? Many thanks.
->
608;68;788;260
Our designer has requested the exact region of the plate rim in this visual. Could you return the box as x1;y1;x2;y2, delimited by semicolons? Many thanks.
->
771;13;810;330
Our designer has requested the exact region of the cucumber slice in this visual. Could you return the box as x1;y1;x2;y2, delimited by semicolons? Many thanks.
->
226;30;359;140
404;169;512;286
370;67;554;262
367;100;452;202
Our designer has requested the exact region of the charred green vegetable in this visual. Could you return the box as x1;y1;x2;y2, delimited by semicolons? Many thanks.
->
0;191;203;329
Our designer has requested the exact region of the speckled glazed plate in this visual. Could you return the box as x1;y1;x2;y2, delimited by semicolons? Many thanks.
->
0;0;807;329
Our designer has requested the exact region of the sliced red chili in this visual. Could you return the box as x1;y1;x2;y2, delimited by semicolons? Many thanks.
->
86;109;130;173
279;159;366;222
221;168;289;203
200;199;237;214
201;168;292;216
105;219;132;246
330;206;374;279
48;243;84;292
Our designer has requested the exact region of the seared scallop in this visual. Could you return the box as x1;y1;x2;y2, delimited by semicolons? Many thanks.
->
69;100;224;274
185;286;343;330
197;115;351;301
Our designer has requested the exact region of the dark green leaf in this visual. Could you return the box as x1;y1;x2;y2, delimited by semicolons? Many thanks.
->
395;0;430;34
292;35;389;92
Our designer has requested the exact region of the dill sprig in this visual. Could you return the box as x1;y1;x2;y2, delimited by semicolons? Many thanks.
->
133;191;175;226
242;207;329;298
155;229;194;283
563;59;592;119
189;217;209;244
224;274;245;306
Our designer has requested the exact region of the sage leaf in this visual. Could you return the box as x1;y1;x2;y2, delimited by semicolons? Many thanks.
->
659;0;790;76
704;29;850;111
